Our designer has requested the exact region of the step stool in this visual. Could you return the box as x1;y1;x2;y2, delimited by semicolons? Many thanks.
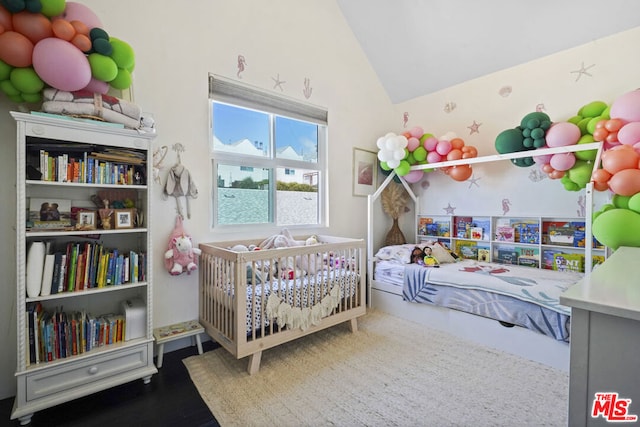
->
153;320;204;368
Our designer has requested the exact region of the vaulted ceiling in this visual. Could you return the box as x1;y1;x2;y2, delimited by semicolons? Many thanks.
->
337;0;640;103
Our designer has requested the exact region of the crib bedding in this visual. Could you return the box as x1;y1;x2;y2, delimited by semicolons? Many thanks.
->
243;269;360;333
375;260;582;341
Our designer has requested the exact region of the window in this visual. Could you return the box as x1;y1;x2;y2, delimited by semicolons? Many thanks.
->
209;74;328;229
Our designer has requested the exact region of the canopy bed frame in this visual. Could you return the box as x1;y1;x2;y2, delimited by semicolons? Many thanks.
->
366;142;603;370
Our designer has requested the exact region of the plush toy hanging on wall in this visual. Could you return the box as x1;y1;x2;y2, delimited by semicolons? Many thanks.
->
164;215;202;276
162;143;198;219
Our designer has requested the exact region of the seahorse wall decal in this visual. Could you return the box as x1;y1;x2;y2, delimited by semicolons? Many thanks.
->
237;55;246;78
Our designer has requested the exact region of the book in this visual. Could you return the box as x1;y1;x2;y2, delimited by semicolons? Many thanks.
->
553;253;584;273
454;216;473;238
495;226;515;242
496;247;518;264
455;240;478;259
418;217;433;235
477;247;490;262
470;227;483;240
40;254;55;297
517;223;540;244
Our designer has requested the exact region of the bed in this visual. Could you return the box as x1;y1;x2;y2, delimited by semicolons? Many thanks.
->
198;234;366;374
373;242;584;342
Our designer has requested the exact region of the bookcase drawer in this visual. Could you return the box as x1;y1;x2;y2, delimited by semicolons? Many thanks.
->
26;345;148;401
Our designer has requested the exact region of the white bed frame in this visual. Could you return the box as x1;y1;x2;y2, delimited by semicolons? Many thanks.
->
367;143;604;371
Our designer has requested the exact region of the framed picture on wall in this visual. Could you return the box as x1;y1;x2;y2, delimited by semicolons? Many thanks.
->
353;148;377;197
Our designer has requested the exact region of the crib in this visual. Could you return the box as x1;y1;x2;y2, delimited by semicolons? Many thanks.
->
198;235;366;374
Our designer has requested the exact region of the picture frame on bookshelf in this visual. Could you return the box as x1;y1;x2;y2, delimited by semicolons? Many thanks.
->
76;211;97;231
114;208;135;229
28;198;72;229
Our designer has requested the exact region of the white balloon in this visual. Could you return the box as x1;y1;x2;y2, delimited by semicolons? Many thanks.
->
378;150;389;161
385;138;396;150
396;135;408;148
393;148;406;160
376;136;385;149
387;159;400;168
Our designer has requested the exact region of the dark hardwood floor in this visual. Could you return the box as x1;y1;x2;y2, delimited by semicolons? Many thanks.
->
1;342;220;427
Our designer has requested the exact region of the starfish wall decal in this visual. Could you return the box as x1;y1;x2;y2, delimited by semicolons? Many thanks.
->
570;62;595;82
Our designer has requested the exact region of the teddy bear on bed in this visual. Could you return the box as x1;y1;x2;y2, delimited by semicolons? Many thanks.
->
164;215;202;275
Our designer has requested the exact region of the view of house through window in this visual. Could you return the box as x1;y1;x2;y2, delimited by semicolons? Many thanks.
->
209;76;327;228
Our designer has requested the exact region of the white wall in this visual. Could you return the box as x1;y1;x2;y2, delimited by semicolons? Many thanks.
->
0;0;395;399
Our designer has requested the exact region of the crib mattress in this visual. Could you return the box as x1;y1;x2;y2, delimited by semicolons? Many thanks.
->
375;260;582;342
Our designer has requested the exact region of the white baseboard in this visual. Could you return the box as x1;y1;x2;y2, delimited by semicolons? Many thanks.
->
371;287;569;372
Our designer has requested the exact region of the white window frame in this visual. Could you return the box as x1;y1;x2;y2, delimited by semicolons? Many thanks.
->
208;74;329;233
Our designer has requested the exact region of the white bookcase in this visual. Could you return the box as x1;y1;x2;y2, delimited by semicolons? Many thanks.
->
417;214;606;273
11;112;157;425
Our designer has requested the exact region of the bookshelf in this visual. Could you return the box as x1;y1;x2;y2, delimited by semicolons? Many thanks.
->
417;214;606;272
11;112;157;425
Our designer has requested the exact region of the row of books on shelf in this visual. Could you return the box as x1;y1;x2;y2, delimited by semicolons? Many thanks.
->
26;302;126;365
453;240;604;272
33;242;147;297
34;150;145;185
418;217;450;237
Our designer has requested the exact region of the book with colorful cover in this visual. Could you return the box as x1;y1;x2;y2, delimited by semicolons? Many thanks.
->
495;226;515;242
455;240;478;259
470;227;484;240
454;216;473;238
553;253;584;273
496;247;518;264
477;247;490;262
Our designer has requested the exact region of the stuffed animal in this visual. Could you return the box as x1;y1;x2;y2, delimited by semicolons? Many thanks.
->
164;215;201;275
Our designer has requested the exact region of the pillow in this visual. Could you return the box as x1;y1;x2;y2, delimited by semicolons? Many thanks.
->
374;244;418;264
423;242;457;263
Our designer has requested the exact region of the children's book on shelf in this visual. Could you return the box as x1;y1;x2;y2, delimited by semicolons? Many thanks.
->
495;247;518;264
470;227;483;240
455;240;478;259
436;221;450;237
553;253;584;273
517;245;540;268
477;247;490;262
542;249;561;269
454;216;473;238
418;217;433;235
495;226;515;242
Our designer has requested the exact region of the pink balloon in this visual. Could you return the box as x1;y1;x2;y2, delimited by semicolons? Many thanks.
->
533;151;552;164
610;89;640;124
409;126;424;138
57;2;103;30
407;137;420;151
617;122;640;146
435;140;452;156
424;137;438;152
549;152;576;172
403;169;424;183
33;38;91;92
83;77;110;94
427;151;442;164
545;122;581;147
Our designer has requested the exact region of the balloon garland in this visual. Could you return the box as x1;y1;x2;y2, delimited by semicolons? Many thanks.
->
0;0;136;103
376;126;479;184
493;88;640;250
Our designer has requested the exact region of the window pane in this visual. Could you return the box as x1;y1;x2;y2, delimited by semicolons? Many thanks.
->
276;167;319;226
217;164;271;225
275;116;318;162
212;103;269;156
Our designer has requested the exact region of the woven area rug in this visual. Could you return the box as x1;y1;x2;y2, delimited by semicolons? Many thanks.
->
183;309;568;426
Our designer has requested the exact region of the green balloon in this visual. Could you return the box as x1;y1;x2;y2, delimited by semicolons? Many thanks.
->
593;208;640;250
21;92;41;103
88;53;118;82
413;146;427;162
93;38;113;56
395;160;410;176
628;193;640;213
109;38;135;70
40;0;66;17
495;128;524;154
613;194;632;209
520;111;551;130
406;152;416;165
567;115;582;125
576;117;591;135
90;27;110;42
586;116;604;134
579;101;608;118
380;161;391;171
419;133;434;143
0;60;11;81
109;68;132;89
566;160;593;188
575;135;597;161
0;79;19;96
10;67;44;94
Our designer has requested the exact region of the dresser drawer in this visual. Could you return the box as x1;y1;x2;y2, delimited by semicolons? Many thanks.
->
26;345;148;401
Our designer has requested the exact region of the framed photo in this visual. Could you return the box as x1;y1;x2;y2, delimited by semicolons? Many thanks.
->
28;198;72;229
76;211;97;230
353;147;377;197
114;208;135;229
